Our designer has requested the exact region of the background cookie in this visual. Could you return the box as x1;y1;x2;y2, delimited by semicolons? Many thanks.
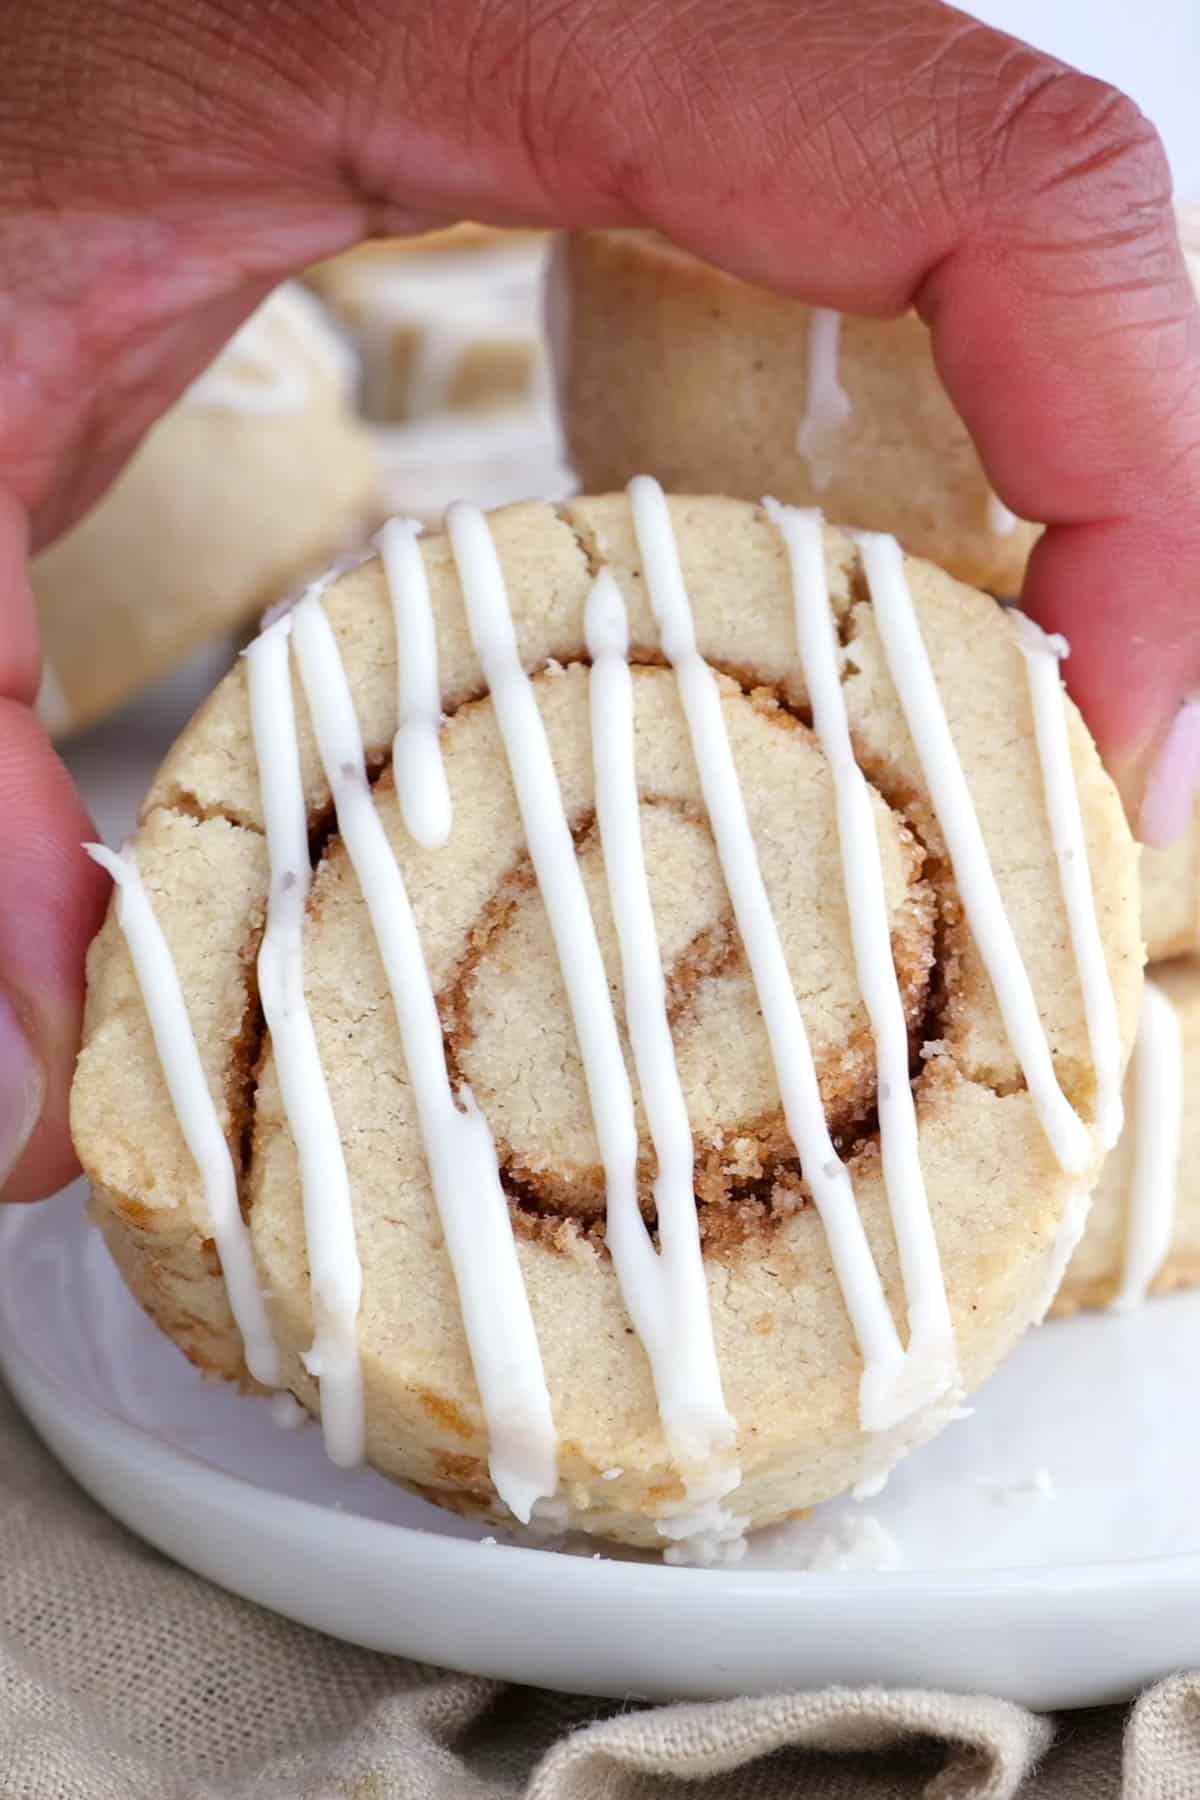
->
307;227;572;524
557;230;1037;595
306;226;552;425
557;216;1200;598
33;284;380;737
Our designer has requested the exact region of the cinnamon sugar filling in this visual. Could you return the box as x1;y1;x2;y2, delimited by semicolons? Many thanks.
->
232;660;964;1258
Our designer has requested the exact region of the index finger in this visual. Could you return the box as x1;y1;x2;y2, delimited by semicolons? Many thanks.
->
346;0;1200;834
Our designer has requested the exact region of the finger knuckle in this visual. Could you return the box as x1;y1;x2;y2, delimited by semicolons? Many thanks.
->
987;67;1171;226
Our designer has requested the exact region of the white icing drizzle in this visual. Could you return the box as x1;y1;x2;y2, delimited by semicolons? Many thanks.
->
584;569;739;1495
82;843;281;1388
378;517;453;849
765;500;957;1414
661;1521;749;1568
270;282;359;392
796;309;851;491
34;661;73;736
626;476;910;1432
288;591;557;1523
987;492;1019;537
261;546;375;631
445;502;738;1508
1113;979;1184;1312
851;1468;890;1502
1032;1180;1092;1324
185;283;355;417
856;531;1092;1177
1010;612;1124;1150
403;326;471;421
245;615;366;1468
184;326;303;416
270;1392;308;1431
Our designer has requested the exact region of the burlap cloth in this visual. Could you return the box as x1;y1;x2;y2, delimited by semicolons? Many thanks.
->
3;1380;1199;1798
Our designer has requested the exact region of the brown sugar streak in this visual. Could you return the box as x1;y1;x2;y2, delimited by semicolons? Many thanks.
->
417;1390;475;1440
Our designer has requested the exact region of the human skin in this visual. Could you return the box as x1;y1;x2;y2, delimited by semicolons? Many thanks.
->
1;0;1198;1202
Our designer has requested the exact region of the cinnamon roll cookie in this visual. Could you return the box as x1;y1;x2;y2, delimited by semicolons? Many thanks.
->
72;484;1141;1554
33;284;379;737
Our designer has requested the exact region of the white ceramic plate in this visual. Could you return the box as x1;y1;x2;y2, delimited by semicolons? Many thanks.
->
29;638;1200;1710
3;1186;1200;1709
33;611;1200;1709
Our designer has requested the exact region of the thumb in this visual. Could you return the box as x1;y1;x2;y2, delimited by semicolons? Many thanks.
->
0;498;109;1201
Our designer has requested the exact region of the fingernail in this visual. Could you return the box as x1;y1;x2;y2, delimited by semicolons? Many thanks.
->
1138;694;1200;850
0;989;45;1192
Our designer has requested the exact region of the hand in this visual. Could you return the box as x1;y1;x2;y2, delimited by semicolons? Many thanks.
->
2;0;1198;1201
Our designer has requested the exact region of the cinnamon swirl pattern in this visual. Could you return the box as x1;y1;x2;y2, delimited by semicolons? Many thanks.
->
73;488;1142;1553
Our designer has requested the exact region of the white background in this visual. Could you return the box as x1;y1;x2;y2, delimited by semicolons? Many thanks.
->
963;0;1199;197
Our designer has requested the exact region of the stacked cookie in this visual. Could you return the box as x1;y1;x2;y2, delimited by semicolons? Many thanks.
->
557;228;1038;596
1058;845;1200;1314
1067;177;1197;1302
559;223;1200;1322
557;212;1199;595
